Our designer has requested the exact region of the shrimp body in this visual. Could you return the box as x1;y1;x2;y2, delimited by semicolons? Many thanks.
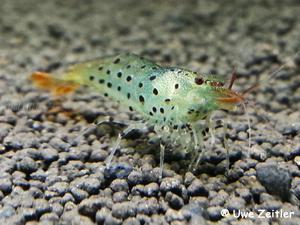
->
31;53;246;173
33;53;239;126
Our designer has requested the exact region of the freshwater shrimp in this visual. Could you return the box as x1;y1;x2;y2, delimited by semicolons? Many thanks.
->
30;53;270;177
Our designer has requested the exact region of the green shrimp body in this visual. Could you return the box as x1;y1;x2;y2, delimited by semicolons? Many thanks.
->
62;53;237;128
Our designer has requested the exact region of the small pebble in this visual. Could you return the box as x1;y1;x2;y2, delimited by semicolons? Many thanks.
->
112;201;137;219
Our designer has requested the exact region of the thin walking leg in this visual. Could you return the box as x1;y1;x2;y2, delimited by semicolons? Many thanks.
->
105;121;147;168
72;116;126;145
159;141;165;180
222;120;230;174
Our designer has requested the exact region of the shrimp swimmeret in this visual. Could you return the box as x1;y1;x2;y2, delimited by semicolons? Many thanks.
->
31;53;261;177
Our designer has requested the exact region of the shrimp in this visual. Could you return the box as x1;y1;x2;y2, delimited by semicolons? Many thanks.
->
30;52;282;178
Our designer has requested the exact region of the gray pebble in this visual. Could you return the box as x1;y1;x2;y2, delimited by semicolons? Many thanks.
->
16;157;38;174
79;196;113;217
61;193;75;205
277;122;300;136
0;205;16;219
123;217;141;225
60;209;94;225
49;137;70;152
127;171;144;185
256;163;291;201
187;179;209;197
64;201;77;211
112;201;137;219
165;208;185;222
95;207;111;224
104;163;133;179
181;202;206;224
19;207;37;220
165;192;184;209
136;198;161;215
70;177;102;195
110;179;129;192
0;190;3;201
160;177;181;193
0;178;12;193
89;149;108;162
0;123;12;143
113;191;128;202
39;212;59;223
48;182;69;196
70;187;89;202
142;183;159;197
40;148;58;163
103;214;122;225
136;214;151;224
51;203;64;217
33;198;51;216
207;206;222;221
250;145;267;161
235;188;252;203
30;169;47;182
225;196;246;211
209;190;229;206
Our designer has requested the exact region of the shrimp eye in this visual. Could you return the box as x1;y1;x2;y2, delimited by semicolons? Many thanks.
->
194;77;204;85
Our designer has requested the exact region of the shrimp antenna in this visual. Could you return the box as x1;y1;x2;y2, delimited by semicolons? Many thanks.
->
257;51;300;88
241;50;300;97
228;67;237;90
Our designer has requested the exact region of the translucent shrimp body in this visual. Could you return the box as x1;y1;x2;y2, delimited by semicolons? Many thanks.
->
31;53;245;176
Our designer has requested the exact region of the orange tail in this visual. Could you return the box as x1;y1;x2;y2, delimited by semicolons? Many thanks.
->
30;71;79;96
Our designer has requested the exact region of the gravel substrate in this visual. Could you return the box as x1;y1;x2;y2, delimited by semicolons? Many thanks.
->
0;0;300;224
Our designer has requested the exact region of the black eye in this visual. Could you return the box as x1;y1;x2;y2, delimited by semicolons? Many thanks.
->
195;77;204;85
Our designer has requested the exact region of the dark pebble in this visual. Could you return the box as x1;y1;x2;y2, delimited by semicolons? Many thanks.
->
256;163;291;201
136;198;160;215
113;191;128;202
110;179;129;192
16;156;38;174
165;192;184;209
20;207;37;220
48;182;69;196
40;148;59;163
71;177;102;195
160;177;182;194
70;187;89;202
187;179;209;196
30;169;47;182
79;196;113;217
33;198;51;216
235;188;252;203
207;206;222;221
95;207;112;225
278;122;300;136
112;201;137;219
104;163;133;179
142;183;159;197
47;24;65;39
0;178;12;193
127;171;144;185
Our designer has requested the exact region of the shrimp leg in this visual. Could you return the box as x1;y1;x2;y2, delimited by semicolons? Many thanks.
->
106;121;147;168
